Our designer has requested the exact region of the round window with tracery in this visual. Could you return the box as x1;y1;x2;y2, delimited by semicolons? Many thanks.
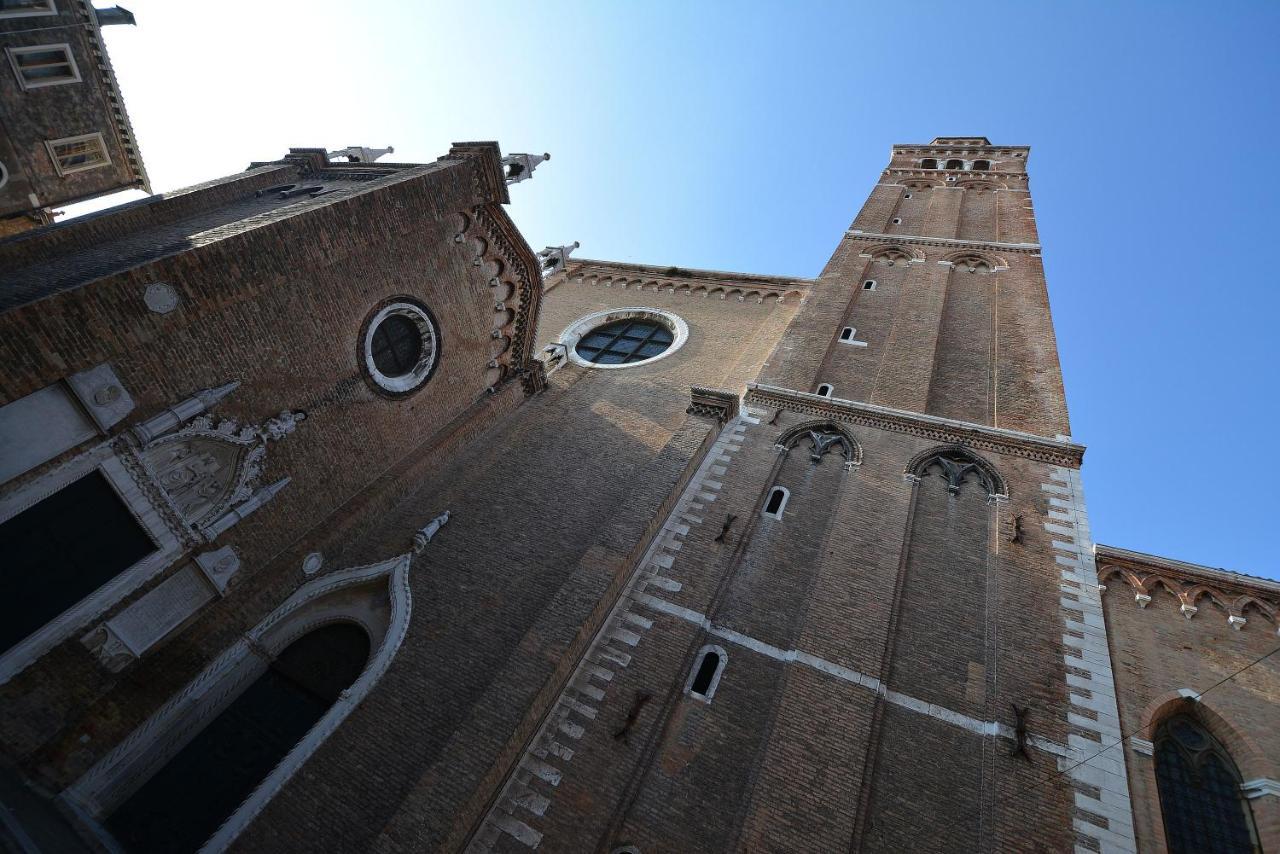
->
362;301;440;395
559;308;689;370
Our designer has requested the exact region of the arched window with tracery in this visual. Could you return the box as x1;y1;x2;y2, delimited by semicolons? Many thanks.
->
1154;714;1259;853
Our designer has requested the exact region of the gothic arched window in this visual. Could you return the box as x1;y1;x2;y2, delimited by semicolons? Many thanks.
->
1154;714;1259;854
763;486;789;519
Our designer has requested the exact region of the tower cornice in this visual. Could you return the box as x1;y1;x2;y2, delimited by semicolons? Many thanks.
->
745;384;1084;467
844;231;1041;255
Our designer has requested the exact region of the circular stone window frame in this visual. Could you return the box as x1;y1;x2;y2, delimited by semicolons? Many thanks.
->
360;298;442;397
559;307;689;370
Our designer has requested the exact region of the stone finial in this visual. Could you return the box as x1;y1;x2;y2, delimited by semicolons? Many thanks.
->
202;478;290;540
413;511;451;553
502;152;550;184
537;242;580;277
131;380;240;445
258;410;307;442
328;146;395;163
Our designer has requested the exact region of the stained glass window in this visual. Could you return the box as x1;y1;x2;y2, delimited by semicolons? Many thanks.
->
1154;714;1259;853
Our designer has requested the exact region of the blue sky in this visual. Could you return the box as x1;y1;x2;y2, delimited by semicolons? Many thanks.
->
88;1;1280;578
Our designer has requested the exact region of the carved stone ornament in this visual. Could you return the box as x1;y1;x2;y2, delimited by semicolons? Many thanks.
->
136;411;303;532
807;430;847;464
413;511;451;553
687;387;740;422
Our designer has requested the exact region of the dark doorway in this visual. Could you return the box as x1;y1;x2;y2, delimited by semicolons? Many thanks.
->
105;623;371;853
0;471;155;655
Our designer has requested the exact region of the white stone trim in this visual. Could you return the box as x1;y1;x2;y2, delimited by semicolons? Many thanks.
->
1045;465;1138;854
0;446;183;684
1241;777;1280;799
64;554;413;853
6;42;81;90
363;301;440;394
558;307;689;370
762;485;789;520
468;412;752;851
685;644;728;702
45;132;110;176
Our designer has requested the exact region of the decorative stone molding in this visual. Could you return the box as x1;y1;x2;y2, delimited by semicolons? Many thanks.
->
559;308;690;371
142;282;180;314
745;384;1084;467
80;547;241;672
687;387;740;423
1130;737;1155;756
65;552;415;853
0;385;300;682
1097;545;1280;633
468;203;545;391
775;419;863;468
65;363;136;433
845;231;1041;254
560;259;809;306
1241;778;1280;799
906;445;1007;498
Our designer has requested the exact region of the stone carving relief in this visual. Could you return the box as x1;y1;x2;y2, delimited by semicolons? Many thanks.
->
908;446;1006;498
775;420;862;469
137;410;303;533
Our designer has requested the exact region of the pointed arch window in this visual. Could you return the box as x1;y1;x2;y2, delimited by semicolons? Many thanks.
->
1154;715;1259;853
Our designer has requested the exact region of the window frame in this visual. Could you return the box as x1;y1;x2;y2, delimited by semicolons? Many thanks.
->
559;307;689;371
0;0;57;19
763;486;789;520
816;384;833;398
0;445;183;684
7;42;80;90
863;280;876;290
685;644;728;702
46;132;111;176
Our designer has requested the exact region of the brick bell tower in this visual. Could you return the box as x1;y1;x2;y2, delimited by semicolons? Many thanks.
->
470;139;1133;854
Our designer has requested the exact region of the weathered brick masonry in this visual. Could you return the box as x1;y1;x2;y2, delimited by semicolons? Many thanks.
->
0;136;1275;854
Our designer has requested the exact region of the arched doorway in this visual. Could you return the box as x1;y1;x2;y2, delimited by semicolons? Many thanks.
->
105;623;370;852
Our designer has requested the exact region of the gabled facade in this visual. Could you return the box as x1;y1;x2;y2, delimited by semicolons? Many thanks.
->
0;137;1275;854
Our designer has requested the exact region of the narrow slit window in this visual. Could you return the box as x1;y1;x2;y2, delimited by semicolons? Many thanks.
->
46;133;109;175
816;384;833;397
863;280;876;290
904;192;912;199
7;44;80;88
840;327;853;341
891;217;902;224
763;486;788;519
686;645;727;700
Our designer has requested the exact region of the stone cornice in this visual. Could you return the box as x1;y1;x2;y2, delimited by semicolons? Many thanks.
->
845;231;1041;254
745;384;1084;467
885;167;1028;181
1096;545;1280;600
79;0;149;193
563;259;812;294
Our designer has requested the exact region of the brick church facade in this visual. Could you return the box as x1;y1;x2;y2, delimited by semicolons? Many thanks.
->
0;137;1276;853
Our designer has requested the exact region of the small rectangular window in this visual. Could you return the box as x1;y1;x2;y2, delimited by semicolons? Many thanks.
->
46;133;110;175
0;0;57;18
7;43;80;89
